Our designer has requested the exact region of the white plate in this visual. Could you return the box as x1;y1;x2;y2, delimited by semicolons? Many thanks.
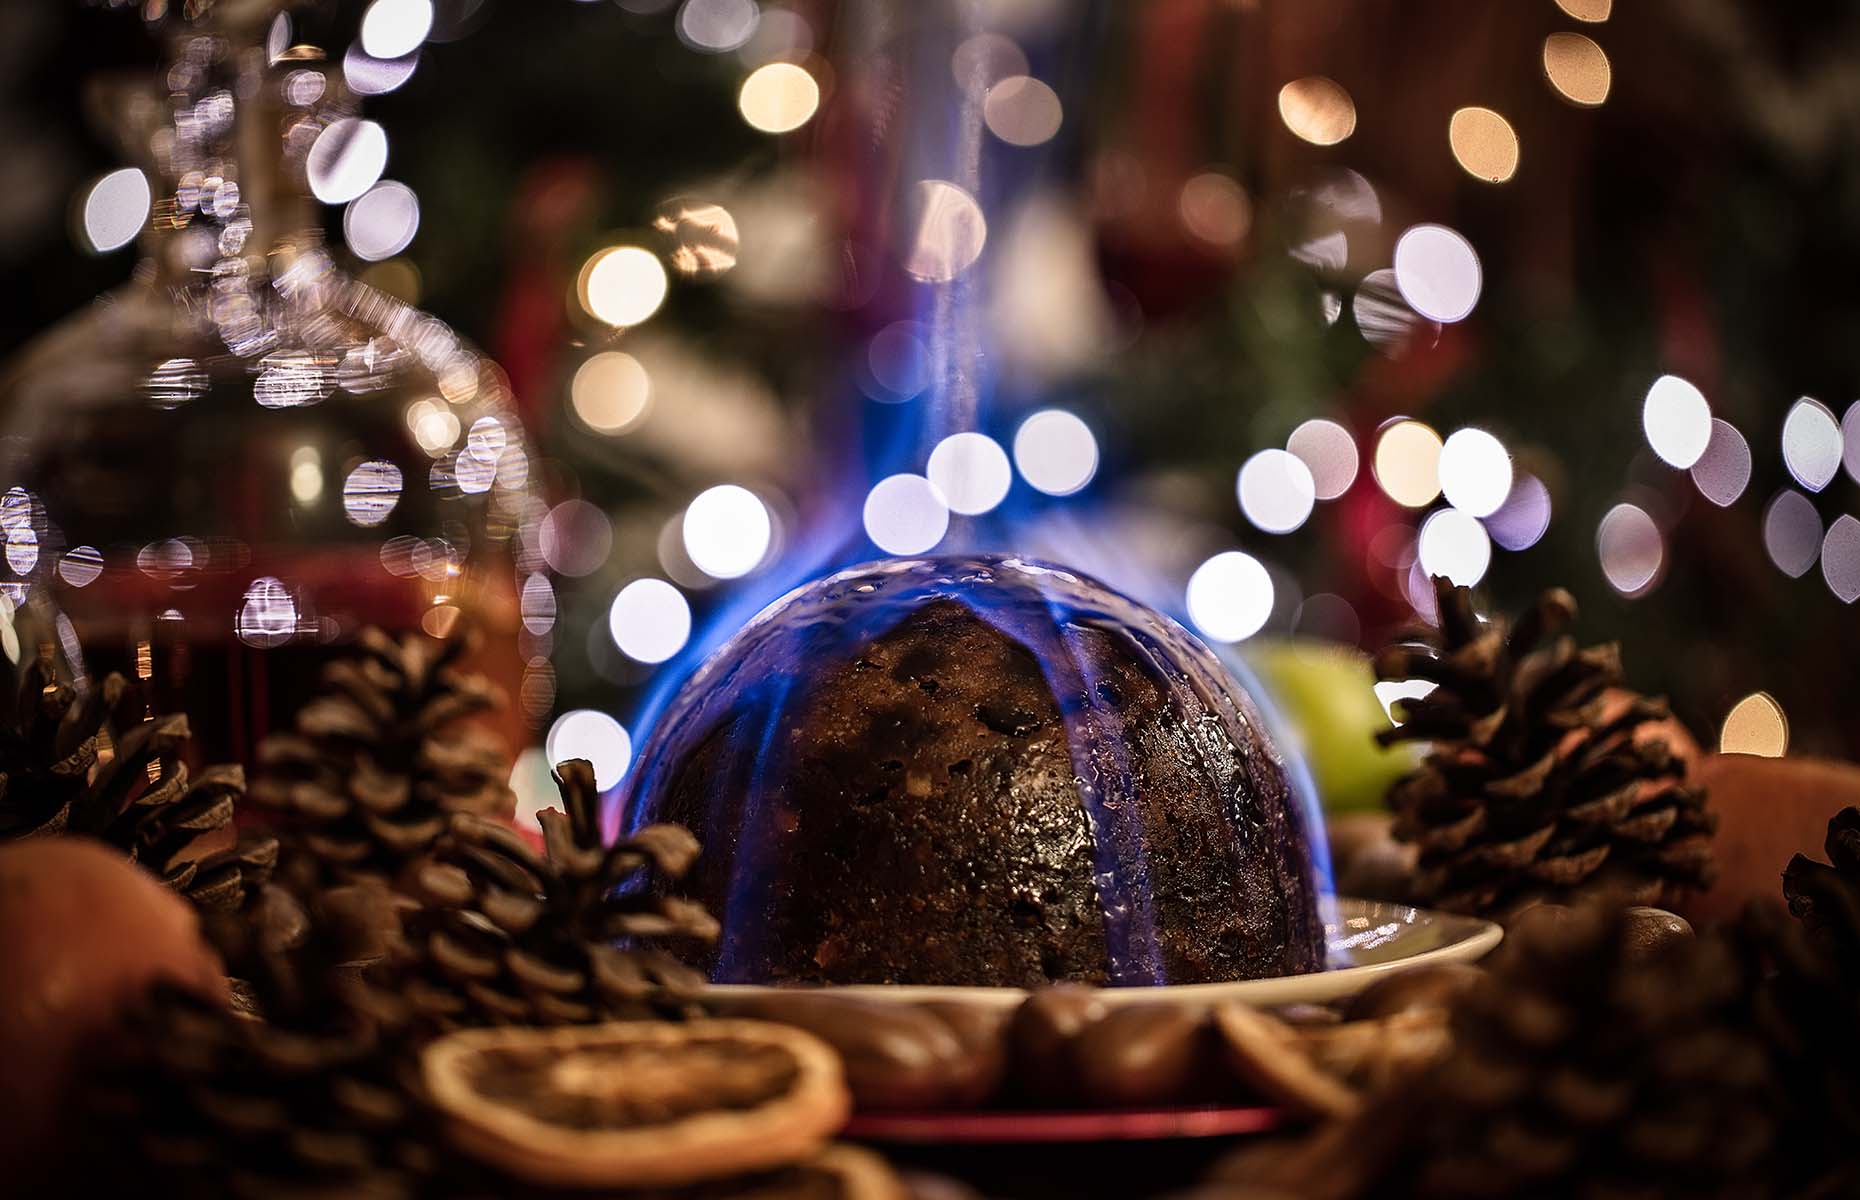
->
703;896;1502;1011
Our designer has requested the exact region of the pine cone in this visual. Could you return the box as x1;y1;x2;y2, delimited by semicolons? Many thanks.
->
253;627;514;886
79;891;438;1200
392;758;720;1032
1733;807;1860;1198
1216;905;1786;1200
0;650;275;911
1374;579;1716;920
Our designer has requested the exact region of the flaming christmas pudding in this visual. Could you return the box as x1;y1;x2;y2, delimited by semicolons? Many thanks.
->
623;555;1327;989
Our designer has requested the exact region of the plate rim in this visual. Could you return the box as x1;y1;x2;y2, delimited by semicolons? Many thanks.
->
702;896;1502;1010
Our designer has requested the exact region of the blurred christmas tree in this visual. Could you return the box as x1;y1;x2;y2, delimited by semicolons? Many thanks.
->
7;0;1860;781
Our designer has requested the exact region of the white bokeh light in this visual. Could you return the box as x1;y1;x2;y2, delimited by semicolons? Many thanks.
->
343;43;420;95
1436;428;1513;518
983;75;1064;146
360;0;433;59
343;180;420;261
1285;419;1358;500
81;168;151;254
546;709;632;791
1782;397;1842;492
1186;551;1274;643
1596;503;1664;596
1417;507;1492;586
1690;418;1752;507
863;474;950;555
583;247;669;327
1392;224;1482;323
1763;489;1822;579
1642;374;1711;469
608;578;692;664
1013;409;1098;496
926;432;1012;515
677;0;760;52
307;118;389;204
683;484;772;579
342;459;403;527
1236;449;1317;534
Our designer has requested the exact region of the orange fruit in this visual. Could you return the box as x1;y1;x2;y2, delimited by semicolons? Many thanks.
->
422;1018;851;1188
0;840;226;1180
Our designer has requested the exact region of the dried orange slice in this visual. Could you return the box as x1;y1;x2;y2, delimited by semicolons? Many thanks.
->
422;1019;851;1188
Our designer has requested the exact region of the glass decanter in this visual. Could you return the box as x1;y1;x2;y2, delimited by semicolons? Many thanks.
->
0;2;546;764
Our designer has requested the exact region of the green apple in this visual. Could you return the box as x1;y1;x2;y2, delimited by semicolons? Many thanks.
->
1241;639;1421;815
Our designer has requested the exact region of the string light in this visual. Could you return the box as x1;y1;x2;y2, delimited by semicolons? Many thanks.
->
1013;409;1098;496
1642;374;1712;469
926;433;1012;515
1691;419;1752;506
571;352;652;434
1543;33;1611;106
1392;224;1482;323
1597;503;1663;596
1372;420;1443;508
1782;397;1842;492
608;579;691;663
1286;419;1359;500
863;474;950;555
683;484;771;579
1437;428;1512;518
580;246;669;327
1237;449;1316;534
79;168;150;254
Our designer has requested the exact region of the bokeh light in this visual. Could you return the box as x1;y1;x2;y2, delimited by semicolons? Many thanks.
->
581;246;669;327
654;199;739;277
738;62;819;134
1013;408;1098;496
80;167;150;254
360;0;433;60
1720;692;1787;757
343;180;420;261
683;484;772;578
1642;374;1712;468
1486;473;1553;551
1543;33;1611;106
342;459;402;527
1277;77;1356;146
1782;396;1842;492
1178;172;1251;248
1596;503;1664;596
1763;489;1823;578
1237;449;1317;534
677;0;759;52
1352;269;1422;352
1448;107;1520;183
58;546;103;589
1437;427;1513;518
983;75;1063;146
903;180;988;282
1392;224;1482;323
1417;507;1492;587
546;709;632;790
863;474;951;555
570;351;652;434
951;32;1027;94
926;432;1012;515
344;43;420;95
1372;420;1443;508
306;118;389;204
1186;551;1274;643
1690;418;1752;507
1843;401;1860;486
1286;419;1358;500
236;577;298;649
539;499;614;578
1821;514;1860;603
608;578;692;664
866;322;930;400
1555;0;1612;22
1374;679;1440;724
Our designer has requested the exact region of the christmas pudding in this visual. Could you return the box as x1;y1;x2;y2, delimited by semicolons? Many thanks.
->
622;555;1327;988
